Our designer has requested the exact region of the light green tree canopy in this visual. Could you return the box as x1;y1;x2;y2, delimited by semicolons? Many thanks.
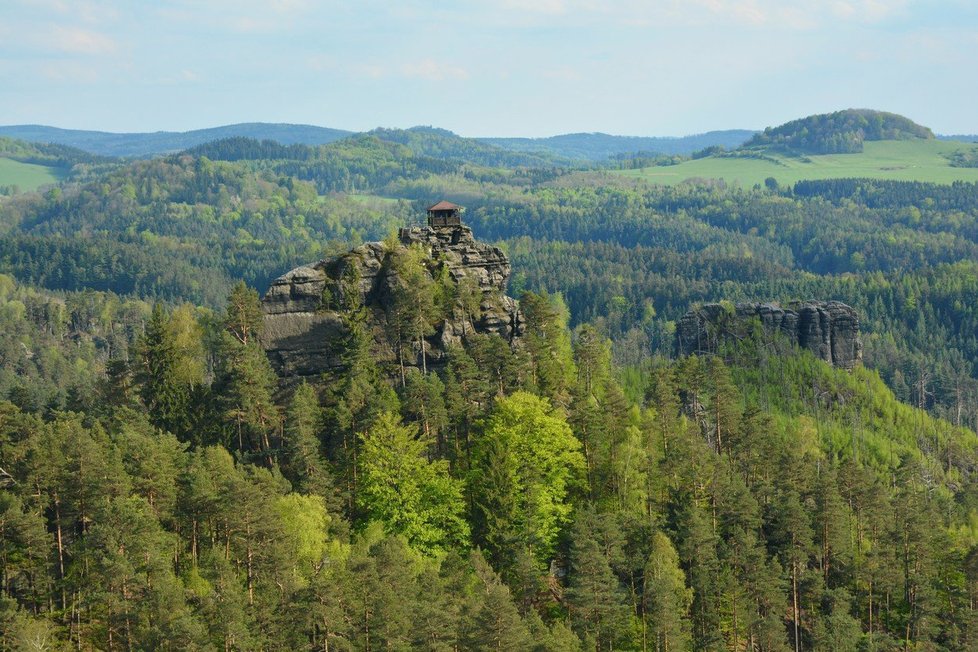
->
470;391;586;568
358;411;469;553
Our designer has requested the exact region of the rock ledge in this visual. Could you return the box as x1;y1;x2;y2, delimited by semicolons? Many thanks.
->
261;225;524;378
675;301;862;369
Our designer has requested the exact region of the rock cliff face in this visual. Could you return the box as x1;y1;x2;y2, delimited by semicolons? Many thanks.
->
675;301;862;369
261;225;524;378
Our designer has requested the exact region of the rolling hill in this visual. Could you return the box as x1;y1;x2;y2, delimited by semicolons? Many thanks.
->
0;136;109;193
481;129;757;161
614;139;978;187
0;157;67;193
0;122;758;163
743;108;934;154
0;123;354;158
612;111;978;187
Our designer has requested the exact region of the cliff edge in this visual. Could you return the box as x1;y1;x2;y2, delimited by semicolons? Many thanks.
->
261;224;524;378
675;301;862;369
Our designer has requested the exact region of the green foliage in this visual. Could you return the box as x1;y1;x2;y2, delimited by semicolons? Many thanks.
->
205;284;282;462
745;109;935;154
946;146;978;168
470;391;586;570
357;412;469;553
133;303;198;439
387;243;440;378
7;112;978;650
645;531;694;652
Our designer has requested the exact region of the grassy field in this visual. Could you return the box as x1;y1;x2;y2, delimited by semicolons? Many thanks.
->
613;139;978;187
345;193;401;205
0;157;67;192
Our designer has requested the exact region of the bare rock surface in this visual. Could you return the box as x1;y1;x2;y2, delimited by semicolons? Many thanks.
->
675;301;862;369
261;225;524;378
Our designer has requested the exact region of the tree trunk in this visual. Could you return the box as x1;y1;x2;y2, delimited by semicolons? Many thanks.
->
792;559;801;652
54;498;66;611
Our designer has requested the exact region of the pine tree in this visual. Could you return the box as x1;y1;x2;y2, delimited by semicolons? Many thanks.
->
644;531;693;652
566;510;634;650
387;244;439;379
521;291;576;407
134;303;193;437
463;551;534;652
213;284;281;465
282;382;334;499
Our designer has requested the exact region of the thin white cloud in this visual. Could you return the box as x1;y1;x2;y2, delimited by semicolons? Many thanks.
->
48;26;118;55
14;0;121;24
483;0;910;29
157;0;328;33
830;0;909;22
153;68;203;84
306;55;338;72
400;59;469;81
499;0;568;14
351;63;387;80
540;66;583;81
36;60;101;83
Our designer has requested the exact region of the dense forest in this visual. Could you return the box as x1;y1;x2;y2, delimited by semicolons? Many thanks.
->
3;118;978;650
743;110;935;155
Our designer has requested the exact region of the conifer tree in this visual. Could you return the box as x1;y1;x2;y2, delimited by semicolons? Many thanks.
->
214;283;281;464
282;382;334;499
387;244;439;378
521;291;576;407
566;510;635;650
463;551;534;652
644;531;693;652
134;303;193;437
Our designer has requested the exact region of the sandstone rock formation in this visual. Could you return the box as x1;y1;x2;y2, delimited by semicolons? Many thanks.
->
261;224;524;378
675;301;862;369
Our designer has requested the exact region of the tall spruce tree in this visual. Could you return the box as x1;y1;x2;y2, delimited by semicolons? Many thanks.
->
645;531;693;652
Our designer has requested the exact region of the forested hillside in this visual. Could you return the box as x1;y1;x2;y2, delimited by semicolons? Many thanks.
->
3;113;978;650
0;137;117;195
0;124;354;158
744;109;934;154
2;272;977;650
482;130;757;161
2;131;977;424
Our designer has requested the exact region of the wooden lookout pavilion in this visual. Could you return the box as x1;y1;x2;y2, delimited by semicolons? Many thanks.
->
427;201;463;227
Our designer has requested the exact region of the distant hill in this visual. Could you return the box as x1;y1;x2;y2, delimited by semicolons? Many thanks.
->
0;135;113;193
614;139;978;187
0;123;353;158
0;122;755;163
184;128;575;170
0;135;107;166
481;130;756;161
371;126;569;167
744;109;934;154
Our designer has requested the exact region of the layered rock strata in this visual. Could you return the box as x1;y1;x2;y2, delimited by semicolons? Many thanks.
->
261;225;524;378
675;301;862;369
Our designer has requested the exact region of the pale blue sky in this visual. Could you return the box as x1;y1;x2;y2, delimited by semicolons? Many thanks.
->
1;0;976;137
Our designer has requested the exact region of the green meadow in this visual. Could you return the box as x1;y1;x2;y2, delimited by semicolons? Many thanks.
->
614;139;978;186
0;157;67;192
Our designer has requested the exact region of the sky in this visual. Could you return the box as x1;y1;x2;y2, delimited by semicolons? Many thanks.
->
1;0;977;137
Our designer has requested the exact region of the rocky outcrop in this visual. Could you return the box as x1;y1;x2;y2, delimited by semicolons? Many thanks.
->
675;301;862;369
261;225;524;378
